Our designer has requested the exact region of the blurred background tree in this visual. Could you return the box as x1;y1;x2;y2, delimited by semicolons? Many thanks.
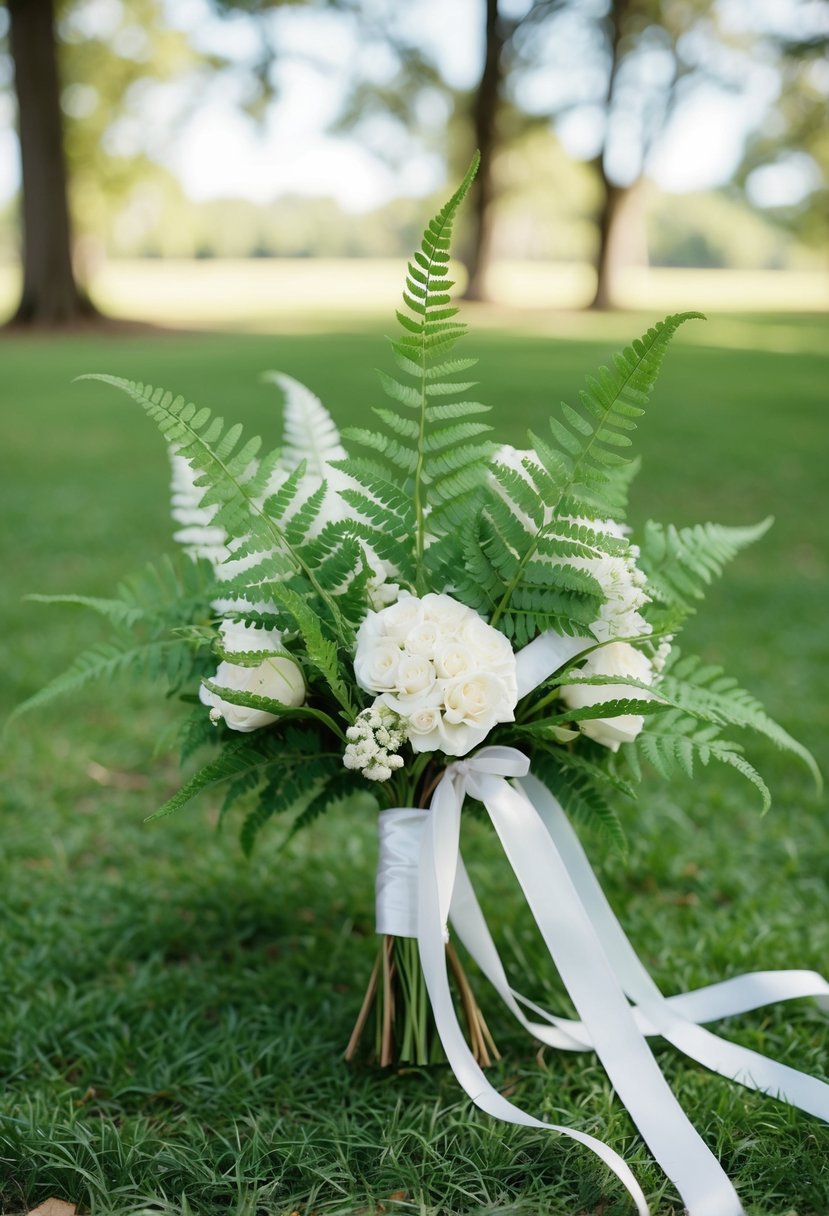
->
2;0;322;324
330;0;827;305
0;0;826;325
735;25;828;251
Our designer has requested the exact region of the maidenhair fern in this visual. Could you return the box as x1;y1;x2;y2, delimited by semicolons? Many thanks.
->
333;152;494;593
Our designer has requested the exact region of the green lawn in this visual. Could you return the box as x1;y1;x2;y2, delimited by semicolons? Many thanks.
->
2;311;828;1216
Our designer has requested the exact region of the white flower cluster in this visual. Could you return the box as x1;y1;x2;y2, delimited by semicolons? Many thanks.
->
343;703;408;782
353;593;518;759
494;447;668;753
565;515;650;645
494;447;651;646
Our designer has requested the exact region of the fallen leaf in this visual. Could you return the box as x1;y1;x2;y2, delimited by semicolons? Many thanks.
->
27;1201;77;1216
86;760;147;790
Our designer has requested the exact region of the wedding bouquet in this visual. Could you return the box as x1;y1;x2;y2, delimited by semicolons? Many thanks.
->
16;158;827;1216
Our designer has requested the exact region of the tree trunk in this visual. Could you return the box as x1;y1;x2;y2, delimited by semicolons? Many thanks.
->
7;0;97;325
463;0;504;302
590;168;626;311
588;0;629;312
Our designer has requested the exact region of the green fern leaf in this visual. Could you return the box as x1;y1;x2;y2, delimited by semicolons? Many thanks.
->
341;154;495;590
240;759;331;856
658;651;821;791
531;749;629;856
7;640;185;728
282;768;364;845
630;710;771;812
147;736;273;821
639;517;773;616
485;313;703;635
23;593;145;630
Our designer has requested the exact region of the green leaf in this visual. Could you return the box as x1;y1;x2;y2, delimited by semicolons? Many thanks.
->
639;517;773;618
342;155;492;591
200;678;345;739
484;313;704;634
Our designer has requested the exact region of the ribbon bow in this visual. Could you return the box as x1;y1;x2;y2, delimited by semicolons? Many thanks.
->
410;744;828;1216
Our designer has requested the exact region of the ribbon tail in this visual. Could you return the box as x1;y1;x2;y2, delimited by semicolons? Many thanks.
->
450;860;593;1051
419;775;651;1216
477;773;745;1216
523;774;829;1123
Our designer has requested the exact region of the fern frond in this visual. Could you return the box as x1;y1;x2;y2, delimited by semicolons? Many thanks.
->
659;651;821;791
527;697;669;730
178;708;219;764
200;678;345;738
78;376;355;646
340;154;493;590
8;640;188;727
262;371;346;479
256;583;355;716
485;313;703;635
626;710;771;812
147;735;273;821
531;749;629;856
283;768;365;845
169;445;228;564
639;517;772;616
24;593;145;631
240;759;331;856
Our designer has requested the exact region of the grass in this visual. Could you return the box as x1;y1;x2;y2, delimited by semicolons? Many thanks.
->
1;308;828;1216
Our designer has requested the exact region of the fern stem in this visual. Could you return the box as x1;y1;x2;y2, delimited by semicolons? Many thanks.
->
412;211;454;593
413;338;429;593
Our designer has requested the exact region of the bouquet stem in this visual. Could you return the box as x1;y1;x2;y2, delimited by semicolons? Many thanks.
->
344;933;499;1068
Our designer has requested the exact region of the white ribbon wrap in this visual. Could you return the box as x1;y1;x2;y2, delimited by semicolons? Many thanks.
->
374;748;829;1216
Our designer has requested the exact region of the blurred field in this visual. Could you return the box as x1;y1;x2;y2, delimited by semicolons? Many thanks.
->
2;311;828;1215
2;258;829;332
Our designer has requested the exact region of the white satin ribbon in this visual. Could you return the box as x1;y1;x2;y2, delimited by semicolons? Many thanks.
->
514;631;592;699
376;807;428;938
419;748;748;1216
416;749;651;1216
370;644;828;1215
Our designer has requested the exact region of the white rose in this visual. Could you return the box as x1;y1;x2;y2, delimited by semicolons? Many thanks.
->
352;594;518;757
406;704;444;752
404;620;440;658
200;647;305;733
217;618;278;654
457;615;516;682
443;672;515;728
395;654;436;698
408;705;442;735
354;640;402;693
433;641;475;680
420;592;469;631
559;641;655;752
378;594;424;640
